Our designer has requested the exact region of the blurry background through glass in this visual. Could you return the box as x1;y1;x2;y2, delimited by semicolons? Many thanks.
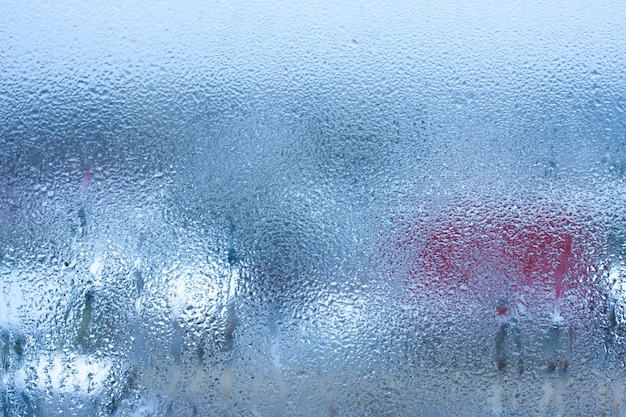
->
1;1;626;415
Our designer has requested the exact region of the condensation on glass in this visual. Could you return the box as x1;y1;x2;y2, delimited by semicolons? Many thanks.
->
1;1;626;416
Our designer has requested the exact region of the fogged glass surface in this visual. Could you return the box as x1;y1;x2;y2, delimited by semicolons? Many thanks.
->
1;1;626;415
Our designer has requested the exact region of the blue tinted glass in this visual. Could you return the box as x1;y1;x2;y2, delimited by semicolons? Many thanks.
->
1;1;626;415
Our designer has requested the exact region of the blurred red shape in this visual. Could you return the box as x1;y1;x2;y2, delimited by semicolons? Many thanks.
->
383;191;601;315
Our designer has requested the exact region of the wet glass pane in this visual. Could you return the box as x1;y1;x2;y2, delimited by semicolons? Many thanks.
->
1;0;626;415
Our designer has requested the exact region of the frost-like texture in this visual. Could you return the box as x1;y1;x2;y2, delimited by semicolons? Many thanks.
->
1;0;626;416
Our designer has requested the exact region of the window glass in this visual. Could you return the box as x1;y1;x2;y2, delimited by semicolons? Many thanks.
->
1;1;625;415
